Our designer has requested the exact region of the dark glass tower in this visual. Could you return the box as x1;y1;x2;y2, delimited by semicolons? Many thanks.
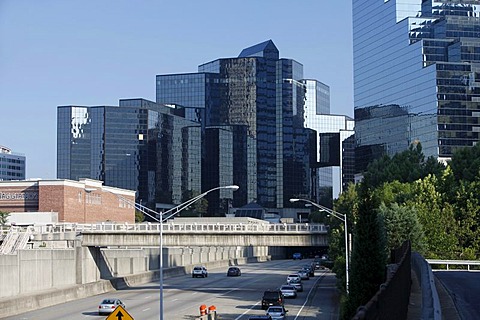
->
57;99;202;211
353;0;480;171
156;40;313;210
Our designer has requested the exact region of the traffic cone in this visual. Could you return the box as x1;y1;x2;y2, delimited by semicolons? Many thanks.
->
200;304;207;316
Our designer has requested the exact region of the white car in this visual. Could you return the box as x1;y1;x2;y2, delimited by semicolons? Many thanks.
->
297;269;310;280
279;284;297;298
286;273;301;284
266;306;288;320
192;266;208;278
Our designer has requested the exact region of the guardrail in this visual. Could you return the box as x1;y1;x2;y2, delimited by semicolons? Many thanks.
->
3;222;328;234
426;259;480;271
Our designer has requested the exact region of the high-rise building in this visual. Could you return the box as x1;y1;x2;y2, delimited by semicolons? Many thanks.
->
302;80;355;204
156;40;314;211
57;99;202;212
353;0;480;172
0;146;26;181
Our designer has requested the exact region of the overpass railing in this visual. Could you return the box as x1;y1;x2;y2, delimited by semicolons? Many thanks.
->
427;259;480;271
7;222;328;234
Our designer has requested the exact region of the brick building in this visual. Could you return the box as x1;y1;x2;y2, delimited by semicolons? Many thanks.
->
0;178;135;223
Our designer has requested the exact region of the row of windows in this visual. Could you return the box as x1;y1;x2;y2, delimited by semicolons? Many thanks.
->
0;158;24;164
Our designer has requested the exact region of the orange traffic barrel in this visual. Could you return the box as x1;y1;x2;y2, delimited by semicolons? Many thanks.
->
200;304;207;316
208;305;216;313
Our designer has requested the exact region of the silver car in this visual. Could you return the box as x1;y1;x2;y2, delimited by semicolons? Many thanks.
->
286;273;301;284
279;284;297;298
289;278;303;292
266;305;288;320
297;269;310;280
98;298;125;315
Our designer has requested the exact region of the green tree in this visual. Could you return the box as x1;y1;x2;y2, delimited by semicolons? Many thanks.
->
0;211;9;226
135;209;144;223
448;142;480;182
342;186;387;319
362;142;444;189
409;174;458;258
377;203;424;252
180;190;208;217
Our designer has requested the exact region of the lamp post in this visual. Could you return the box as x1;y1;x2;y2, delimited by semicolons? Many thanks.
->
109;185;239;319
289;198;349;294
156;185;238;320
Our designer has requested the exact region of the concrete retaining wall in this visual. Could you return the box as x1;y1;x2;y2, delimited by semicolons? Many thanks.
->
0;254;277;318
0;244;285;318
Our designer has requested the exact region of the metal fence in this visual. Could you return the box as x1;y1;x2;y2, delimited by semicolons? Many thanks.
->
6;222;328;234
353;240;412;320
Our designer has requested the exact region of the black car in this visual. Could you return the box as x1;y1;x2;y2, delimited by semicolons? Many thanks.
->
261;290;285;310
227;266;241;276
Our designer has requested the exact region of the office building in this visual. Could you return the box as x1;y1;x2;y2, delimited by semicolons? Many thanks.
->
302;80;355;204
353;0;480;172
157;40;314;211
0;146;25;181
57;99;203;212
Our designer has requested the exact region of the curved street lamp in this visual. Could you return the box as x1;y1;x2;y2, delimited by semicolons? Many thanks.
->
289;198;349;294
157;185;239;320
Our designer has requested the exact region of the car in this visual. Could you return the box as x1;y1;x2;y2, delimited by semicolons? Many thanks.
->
248;316;272;320
266;306;288;320
227;266;241;276
261;290;285;310
286;273;301;284
313;257;322;269
279;284;297;298
98;298;125;315
289;278;303;292
292;252;302;260
302;264;315;277
192;266;208;278
297;269;310;280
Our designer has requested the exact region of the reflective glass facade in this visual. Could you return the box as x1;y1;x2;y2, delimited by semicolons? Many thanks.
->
57;99;201;211
353;0;480;171
0;146;25;181
156;40;314;209
302;79;355;202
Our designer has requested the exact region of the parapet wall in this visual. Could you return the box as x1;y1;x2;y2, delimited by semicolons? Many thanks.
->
0;243;285;318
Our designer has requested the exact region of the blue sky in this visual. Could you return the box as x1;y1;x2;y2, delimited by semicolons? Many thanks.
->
0;0;353;179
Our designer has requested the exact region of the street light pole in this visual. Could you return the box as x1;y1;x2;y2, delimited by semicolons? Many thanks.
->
155;185;239;320
289;198;349;294
110;185;239;319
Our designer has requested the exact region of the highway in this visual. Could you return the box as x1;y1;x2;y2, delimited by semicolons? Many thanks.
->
435;270;480;320
4;259;340;320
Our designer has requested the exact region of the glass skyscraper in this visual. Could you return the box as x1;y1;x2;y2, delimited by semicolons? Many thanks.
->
157;40;313;210
57;99;202;211
353;0;480;171
302;80;355;204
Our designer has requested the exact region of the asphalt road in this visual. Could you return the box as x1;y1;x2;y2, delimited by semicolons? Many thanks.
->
435;270;480;320
4;259;340;320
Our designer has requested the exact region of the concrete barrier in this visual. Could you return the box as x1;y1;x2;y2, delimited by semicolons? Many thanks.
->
0;255;273;318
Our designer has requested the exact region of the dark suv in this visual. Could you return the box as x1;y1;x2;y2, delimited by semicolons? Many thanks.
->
261;290;285;310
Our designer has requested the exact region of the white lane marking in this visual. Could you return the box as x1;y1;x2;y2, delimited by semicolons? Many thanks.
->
234;301;261;320
293;270;327;320
142;308;151;312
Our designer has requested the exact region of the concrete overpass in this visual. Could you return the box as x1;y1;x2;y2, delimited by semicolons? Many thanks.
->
26;219;329;248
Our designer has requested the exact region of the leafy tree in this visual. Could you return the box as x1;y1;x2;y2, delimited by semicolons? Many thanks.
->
377;203;424;252
448;142;480;182
0;211;9;226
409;174;458;258
135;209;144;223
180;190;208;217
450;180;480;257
362;142;444;188
342;186;387;319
